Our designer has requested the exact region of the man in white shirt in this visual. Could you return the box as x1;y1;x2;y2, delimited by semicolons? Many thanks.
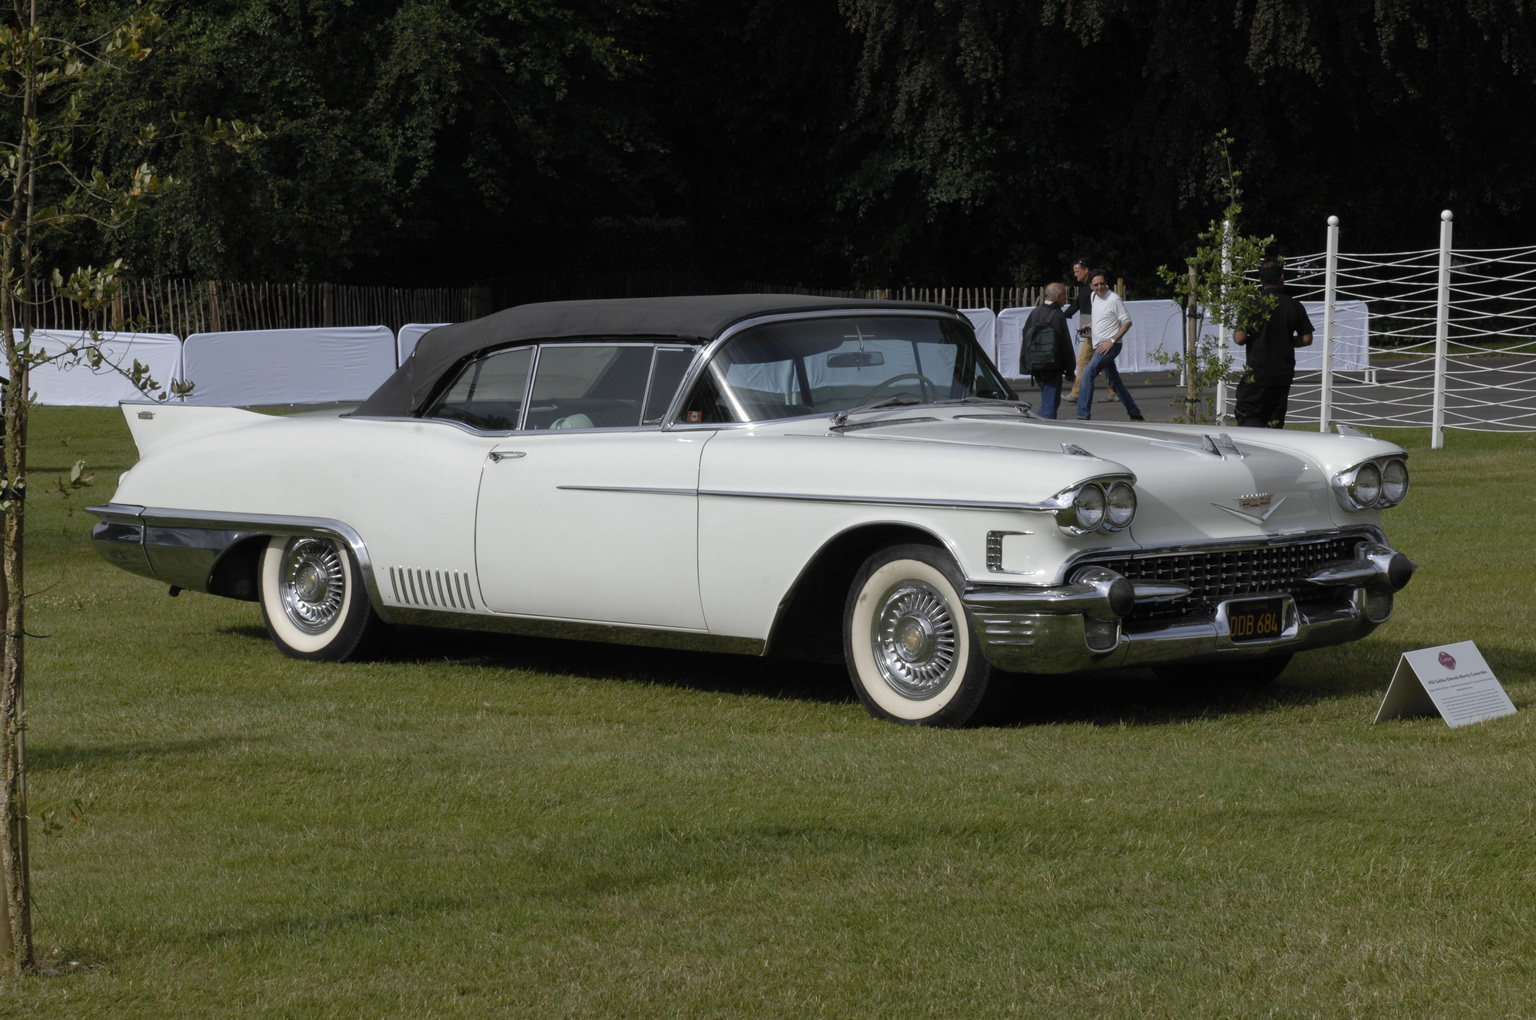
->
1074;271;1144;421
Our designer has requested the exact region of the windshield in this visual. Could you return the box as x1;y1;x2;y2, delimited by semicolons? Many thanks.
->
676;314;1014;423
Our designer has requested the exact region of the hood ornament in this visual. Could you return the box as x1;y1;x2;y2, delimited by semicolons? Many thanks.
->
1214;493;1286;523
1202;433;1245;459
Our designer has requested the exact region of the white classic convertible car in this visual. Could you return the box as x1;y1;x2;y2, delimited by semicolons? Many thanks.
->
90;294;1414;726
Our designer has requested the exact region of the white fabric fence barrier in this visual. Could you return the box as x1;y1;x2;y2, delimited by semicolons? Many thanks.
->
397;322;450;365
16;330;184;406
960;308;997;368
180;326;397;406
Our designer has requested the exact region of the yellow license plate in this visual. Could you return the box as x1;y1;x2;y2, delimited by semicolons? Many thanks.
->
1226;597;1286;642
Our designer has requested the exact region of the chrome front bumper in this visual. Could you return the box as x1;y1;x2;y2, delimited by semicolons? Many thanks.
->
963;539;1415;674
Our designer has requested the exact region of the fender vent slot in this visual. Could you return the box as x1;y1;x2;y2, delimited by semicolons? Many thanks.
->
388;567;477;610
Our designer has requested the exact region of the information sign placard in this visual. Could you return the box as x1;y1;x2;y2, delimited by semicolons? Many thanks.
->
1373;641;1515;727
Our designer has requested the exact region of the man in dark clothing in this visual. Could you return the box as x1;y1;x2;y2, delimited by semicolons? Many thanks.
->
1021;281;1077;418
1233;261;1315;428
1062;259;1124;405
1059;259;1098;402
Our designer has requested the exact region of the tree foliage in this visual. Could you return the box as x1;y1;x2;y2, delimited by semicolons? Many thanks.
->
1155;131;1272;422
74;0;664;284
22;1;1536;298
832;0;1536;287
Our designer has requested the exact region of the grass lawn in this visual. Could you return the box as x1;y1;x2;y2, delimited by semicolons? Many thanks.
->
2;408;1534;1018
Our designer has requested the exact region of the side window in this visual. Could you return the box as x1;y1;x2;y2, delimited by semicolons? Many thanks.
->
644;348;696;424
525;345;651;430
424;346;532;430
678;364;736;424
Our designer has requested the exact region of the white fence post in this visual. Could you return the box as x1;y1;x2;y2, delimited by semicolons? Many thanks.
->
1215;219;1233;418
1319;215;1340;431
1432;210;1453;450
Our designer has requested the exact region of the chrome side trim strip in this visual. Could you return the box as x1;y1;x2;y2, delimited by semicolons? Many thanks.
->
554;485;1055;512
554;485;697;496
383;605;764;657
697;489;1058;513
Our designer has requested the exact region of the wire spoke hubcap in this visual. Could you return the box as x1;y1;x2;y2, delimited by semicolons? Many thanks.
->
872;580;958;699
280;538;346;632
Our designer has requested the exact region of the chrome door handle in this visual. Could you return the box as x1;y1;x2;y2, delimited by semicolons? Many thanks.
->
488;451;526;463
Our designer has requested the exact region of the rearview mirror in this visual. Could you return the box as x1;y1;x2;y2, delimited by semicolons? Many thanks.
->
826;351;885;368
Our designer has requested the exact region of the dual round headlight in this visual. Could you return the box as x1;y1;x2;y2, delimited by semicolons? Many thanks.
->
1336;457;1409;510
1064;479;1136;533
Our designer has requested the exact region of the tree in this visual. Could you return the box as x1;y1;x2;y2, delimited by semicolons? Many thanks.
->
832;0;1536;288
1156;132;1273;423
0;0;249;973
70;0;667;285
633;0;861;286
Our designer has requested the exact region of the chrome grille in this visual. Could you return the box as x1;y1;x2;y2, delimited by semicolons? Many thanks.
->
1085;536;1363;621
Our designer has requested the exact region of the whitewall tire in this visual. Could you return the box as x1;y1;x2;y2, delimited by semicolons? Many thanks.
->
843;543;1000;727
259;535;387;661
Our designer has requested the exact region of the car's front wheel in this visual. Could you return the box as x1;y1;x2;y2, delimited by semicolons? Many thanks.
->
259;535;387;661
843;543;1001;727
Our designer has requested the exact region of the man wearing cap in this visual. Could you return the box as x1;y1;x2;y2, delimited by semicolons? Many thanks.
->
1232;260;1314;428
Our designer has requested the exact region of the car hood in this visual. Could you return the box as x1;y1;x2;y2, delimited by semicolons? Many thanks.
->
726;410;1398;546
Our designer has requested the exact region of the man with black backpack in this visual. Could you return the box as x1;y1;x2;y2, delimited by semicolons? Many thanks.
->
1020;281;1077;418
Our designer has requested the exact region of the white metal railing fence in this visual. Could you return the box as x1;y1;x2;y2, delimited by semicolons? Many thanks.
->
1217;211;1536;447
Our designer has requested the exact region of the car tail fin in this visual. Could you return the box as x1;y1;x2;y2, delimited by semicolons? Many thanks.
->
119;403;270;457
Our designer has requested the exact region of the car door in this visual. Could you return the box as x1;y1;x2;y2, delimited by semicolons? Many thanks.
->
470;343;711;630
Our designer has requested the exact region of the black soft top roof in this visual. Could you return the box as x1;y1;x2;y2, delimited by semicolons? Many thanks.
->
354;293;958;417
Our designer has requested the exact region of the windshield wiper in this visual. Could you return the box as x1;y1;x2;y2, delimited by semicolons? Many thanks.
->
829;395;922;427
934;396;1029;410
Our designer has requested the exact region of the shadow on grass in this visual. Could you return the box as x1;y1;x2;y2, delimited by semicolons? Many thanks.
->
215;618;853;706
986;667;1302;728
366;623;1316;727
394;624;857;706
30;735;261;773
222;617;1534;729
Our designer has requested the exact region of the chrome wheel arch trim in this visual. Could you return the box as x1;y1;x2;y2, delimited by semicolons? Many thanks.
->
87;503;393;623
760;518;970;659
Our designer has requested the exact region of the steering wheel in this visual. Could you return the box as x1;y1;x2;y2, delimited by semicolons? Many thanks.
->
858;372;940;403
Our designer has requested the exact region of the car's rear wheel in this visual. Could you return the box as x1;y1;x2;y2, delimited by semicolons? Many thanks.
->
259;535;387;660
843;543;1000;727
